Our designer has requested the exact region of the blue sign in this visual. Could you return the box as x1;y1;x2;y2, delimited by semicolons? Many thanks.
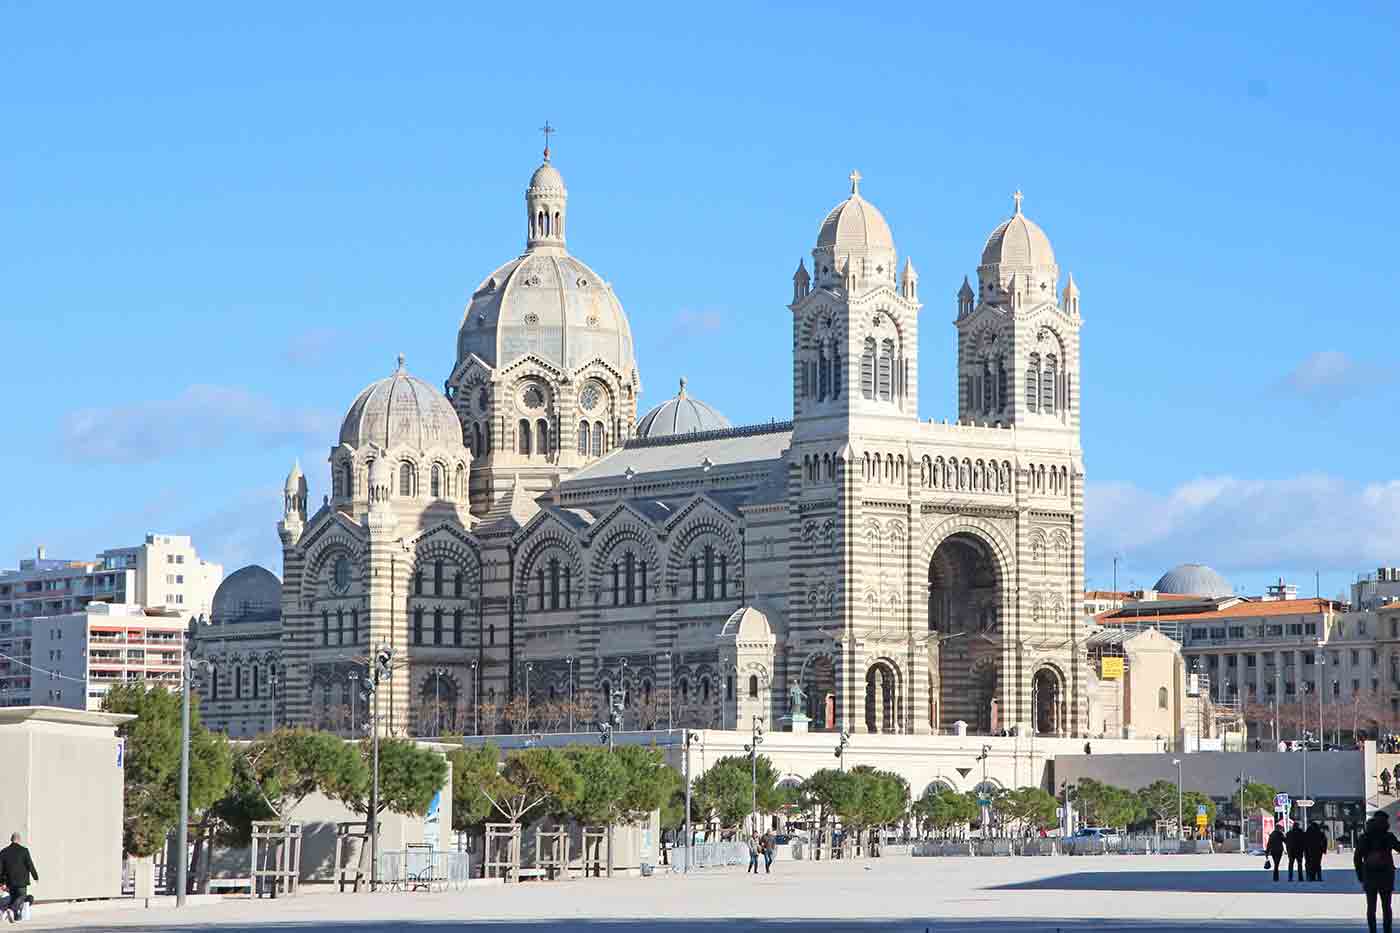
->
116;739;124;768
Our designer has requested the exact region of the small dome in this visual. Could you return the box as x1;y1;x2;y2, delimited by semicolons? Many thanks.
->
339;355;463;453
211;565;280;623
636;378;731;438
528;160;565;193
720;605;772;642
816;170;895;255
980;192;1056;270
1154;563;1233;598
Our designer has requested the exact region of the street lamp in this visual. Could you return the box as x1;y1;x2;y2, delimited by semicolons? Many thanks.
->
661;651;673;731
618;659;630;731
431;667;447;737
683;731;699;873
176;614;212;907
597;688;625;877
368;644;395;891
565;656;575;733
743;715;766;835
834;729;851;772
525;662;534;734
1316;655;1326;748
470;661;479;736
1172;758;1183;841
349;672;361;734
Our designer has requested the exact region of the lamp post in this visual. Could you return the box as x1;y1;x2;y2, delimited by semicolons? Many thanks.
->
598;689;624;877
1172;758;1183;841
834;729;850;772
1236;770;1249;853
1273;670;1281;747
618;659;630;731
743;715;766;835
683;731;698;873
349;672;360;734
662;651;673;731
1301;729;1311;828
431;667;447;737
524;662;534;734
565;656;575;733
1317;655;1326;747
470;661;479;736
176;615;211;907
368;644;394;891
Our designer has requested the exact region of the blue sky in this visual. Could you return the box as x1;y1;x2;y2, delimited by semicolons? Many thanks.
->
3;3;1398;600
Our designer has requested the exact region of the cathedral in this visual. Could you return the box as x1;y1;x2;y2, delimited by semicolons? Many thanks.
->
278;146;1087;740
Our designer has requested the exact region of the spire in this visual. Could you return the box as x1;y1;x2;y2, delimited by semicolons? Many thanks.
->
1062;273;1081;316
395;352;406;373
957;275;974;316
1013;189;1024;215
902;257;920;301
540;120;555;161
792;258;810;302
678;377;688;399
849;169;862;196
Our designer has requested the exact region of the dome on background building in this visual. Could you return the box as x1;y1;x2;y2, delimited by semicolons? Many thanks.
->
339;355;463;452
636;378;731;439
980;192;1056;270
1153;563;1233;598
720;605;773;642
456;157;636;380
811;170;897;289
211;565;280;623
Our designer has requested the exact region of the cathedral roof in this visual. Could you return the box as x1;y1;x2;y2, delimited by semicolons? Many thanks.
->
1153;563;1233;598
211;565;280;624
980;191;1056;270
339;355;462;453
636;378;731;439
816;175;895;256
567;421;792;484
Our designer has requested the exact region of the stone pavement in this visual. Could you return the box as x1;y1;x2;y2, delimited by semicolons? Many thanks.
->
19;853;1377;931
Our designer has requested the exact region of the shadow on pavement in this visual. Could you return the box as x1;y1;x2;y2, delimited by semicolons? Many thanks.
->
50;920;1368;933
995;867;1354;894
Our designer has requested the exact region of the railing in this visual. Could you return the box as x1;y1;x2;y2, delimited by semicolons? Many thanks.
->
669;841;749;872
376;850;471;891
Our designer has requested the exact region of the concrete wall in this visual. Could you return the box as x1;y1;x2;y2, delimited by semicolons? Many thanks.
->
0;708;132;901
1053;744;1378;804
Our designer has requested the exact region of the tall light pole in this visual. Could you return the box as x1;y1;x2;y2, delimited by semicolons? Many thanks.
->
369;644;394;892
683;731;698;873
431;667;447;737
470;661;479;736
662;651;673;731
1316;656;1326;747
618;659;630;731
565;656;575;733
1237;770;1249;853
349;672;360;734
1273;670;1281;746
835;729;850;772
598;689;624;877
176;615;211;907
1172;758;1183;841
744;715;766;835
1302;729;1311;828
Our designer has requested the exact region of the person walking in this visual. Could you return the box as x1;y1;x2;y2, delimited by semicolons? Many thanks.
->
1285;821;1307;882
1266;825;1286;882
746;833;759;875
1305;822;1328;882
1355;812;1400;933
0;833;38;922
760;831;774;874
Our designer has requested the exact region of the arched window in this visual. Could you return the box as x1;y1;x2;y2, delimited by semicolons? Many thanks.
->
817;340;829;401
1042;354;1058;414
690;556;699;601
472;422;483;456
726;675;734;701
321;610;329;645
981;359;993;411
399;462;414;497
1026;353;1040;412
861;338;876;399
680;679;690;703
1157;686;1169;710
611;562;620;605
535;419;549;455
879;339;895;401
996;357;1009;412
342;461;353;498
433;608;444;645
336;608;345;644
412;607;424;645
233;665;242;700
455;464;465;499
431;464;442;498
748;674;758;698
211;666;220;701
593;421;605;457
831;347;841;399
578;421;590;456
433;560;444;595
252;665;260;698
548;557;561;610
452;608;463;645
351;608;359;644
518;419;531;455
564;565;572;608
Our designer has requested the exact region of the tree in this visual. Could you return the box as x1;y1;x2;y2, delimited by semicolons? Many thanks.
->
1137;779;1183;827
615;745;679;824
241;728;367;820
558;746;627;826
1181;791;1217;828
994;787;1058;836
102;683;233;858
847;768;910;852
478;747;581;826
1242;781;1278;814
446;743;501;833
1074;778;1143;829
694;754;778;835
912;786;979;838
335;737;448;820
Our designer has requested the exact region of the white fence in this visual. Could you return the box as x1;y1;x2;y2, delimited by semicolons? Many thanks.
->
377;850;472;891
669;842;750;872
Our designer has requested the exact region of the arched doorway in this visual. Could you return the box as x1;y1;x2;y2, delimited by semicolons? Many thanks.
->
928;531;1003;733
864;660;900;734
1033;667;1063;736
801;652;837;731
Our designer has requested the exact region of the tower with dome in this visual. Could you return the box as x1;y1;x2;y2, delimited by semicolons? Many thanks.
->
276;149;1088;741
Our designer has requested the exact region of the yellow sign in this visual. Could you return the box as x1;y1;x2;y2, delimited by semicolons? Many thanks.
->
1195;813;1208;827
1101;657;1124;680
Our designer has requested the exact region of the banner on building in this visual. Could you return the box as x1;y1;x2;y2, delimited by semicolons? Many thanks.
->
1100;657;1124;680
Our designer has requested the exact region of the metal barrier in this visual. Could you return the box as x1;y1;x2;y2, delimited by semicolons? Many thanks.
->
669;841;750;872
377;850;472;891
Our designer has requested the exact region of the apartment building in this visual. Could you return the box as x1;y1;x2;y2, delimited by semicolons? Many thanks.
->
31;603;186;710
97;534;223;618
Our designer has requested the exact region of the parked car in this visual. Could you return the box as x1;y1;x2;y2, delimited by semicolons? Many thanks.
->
1074;827;1122;843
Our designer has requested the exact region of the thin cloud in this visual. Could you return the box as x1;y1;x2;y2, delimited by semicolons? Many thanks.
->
60;385;336;464
1087;473;1400;580
1276;350;1390;402
670;307;725;337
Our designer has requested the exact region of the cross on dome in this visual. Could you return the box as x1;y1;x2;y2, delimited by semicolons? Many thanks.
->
395;352;406;372
540;120;555;161
1013;190;1024;214
849;169;862;195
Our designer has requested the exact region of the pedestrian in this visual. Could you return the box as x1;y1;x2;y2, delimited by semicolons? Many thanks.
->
761;831;774;874
746;833;759;874
1305;822;1327;881
1385;769;1394;797
1285;820;1307;882
1356;812;1400;933
1266;825;1286;882
0;832;37;922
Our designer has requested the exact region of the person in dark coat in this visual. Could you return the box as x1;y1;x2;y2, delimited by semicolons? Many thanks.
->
1266;825;1286;882
0;833;38;921
1285;822;1307;882
1305;822;1328;881
1355;812;1400;933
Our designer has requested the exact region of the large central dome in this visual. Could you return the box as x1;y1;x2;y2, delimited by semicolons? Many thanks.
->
456;157;636;379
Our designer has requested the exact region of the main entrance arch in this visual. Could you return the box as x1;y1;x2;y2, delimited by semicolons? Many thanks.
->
927;529;1005;734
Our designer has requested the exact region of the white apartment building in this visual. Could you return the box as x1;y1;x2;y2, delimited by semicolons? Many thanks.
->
1354;567;1400;611
97;534;223;618
31;603;186;711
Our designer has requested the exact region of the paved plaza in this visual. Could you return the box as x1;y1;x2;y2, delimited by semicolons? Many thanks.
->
18;853;1384;932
